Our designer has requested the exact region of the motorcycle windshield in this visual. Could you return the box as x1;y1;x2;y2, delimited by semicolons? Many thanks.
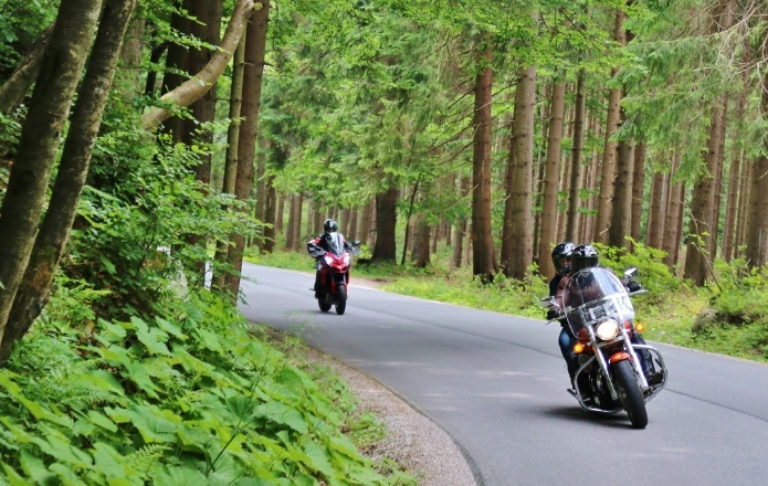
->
324;232;347;256
559;267;635;336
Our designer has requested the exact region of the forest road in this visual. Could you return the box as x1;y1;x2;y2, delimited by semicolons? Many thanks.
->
238;263;768;486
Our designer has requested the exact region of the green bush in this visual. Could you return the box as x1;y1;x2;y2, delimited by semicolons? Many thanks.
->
0;288;414;485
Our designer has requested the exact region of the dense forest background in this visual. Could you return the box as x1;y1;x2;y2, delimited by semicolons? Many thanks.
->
1;0;768;482
1;0;768;356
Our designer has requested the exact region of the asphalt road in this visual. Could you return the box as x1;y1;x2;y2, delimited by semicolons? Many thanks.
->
238;263;768;486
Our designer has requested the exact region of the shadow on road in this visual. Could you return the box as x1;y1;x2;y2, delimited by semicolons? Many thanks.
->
541;405;637;429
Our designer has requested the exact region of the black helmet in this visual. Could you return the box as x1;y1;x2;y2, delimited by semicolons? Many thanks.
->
551;241;575;275
323;218;338;233
571;244;599;272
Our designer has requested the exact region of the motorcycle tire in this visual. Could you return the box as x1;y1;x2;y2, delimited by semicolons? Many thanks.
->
335;284;347;315
614;359;648;429
318;293;332;312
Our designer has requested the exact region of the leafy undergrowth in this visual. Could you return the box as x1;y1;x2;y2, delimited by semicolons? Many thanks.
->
0;289;414;485
252;247;768;364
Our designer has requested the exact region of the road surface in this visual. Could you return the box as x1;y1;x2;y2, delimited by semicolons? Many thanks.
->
238;264;768;486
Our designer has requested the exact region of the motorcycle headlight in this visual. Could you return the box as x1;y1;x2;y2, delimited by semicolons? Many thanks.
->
596;318;620;341
324;254;334;265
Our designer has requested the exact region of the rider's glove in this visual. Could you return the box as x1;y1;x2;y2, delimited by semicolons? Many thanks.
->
546;309;559;320
627;281;641;292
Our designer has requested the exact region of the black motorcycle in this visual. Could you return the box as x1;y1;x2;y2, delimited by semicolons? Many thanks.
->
543;266;667;428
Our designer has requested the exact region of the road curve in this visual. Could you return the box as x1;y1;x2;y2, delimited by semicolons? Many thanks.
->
238;264;768;486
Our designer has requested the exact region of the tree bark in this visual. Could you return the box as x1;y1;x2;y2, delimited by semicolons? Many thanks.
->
471;35;496;280
630;141;646;246
566;69;586;242
0;0;103;350
141;0;256;131
452;173;470;269
358;200;373;246
594;8;626;244
225;0;269;296
411;212;431;268
0;23;55;115
683;102;725;285
663;153;684;270
1;0;137;363
746;67;768;268
212;35;245;293
372;187;398;262
608;132;634;248
537;79;565;277
501;65;536;279
645;168;667;250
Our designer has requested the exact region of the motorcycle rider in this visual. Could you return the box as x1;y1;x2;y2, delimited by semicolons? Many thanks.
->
547;242;580;383
554;243;662;385
307;218;354;298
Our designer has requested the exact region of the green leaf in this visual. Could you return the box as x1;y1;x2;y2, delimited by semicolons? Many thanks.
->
19;448;55;483
0;373;71;427
0;460;31;485
86;410;118;433
49;462;88;486
32;424;92;469
253;402;308;435
131;316;171;355
100;255;117;275
125;405;179;444
90;442;130;482
153;466;207;485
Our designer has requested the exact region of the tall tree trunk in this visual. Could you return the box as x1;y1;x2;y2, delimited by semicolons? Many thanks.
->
225;0;269;296
284;194;297;251
736;155;753;256
452;173;469;269
372;187;398;262
746;66;768;268
630;141;646;246
359;200;373;246
594;8;626;244
663;153;684;270
501;65;536;279
471;35;496;280
411;213;431;268
645;168;667;249
581;115;601;241
0;23;55;115
212;35;245;293
537;78;565;277
0;0;103;350
262;175;277;253
566;69;586;242
1;0;135;363
608;131;634;248
180;0;222;285
683;102;725;285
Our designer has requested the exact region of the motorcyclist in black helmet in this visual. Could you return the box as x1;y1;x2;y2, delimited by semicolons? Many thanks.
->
547;242;580;382
553;243;661;386
307;218;354;297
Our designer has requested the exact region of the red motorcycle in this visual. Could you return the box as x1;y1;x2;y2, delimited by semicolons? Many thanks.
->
308;233;360;315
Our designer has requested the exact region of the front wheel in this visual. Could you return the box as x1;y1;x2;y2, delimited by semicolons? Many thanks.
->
614;359;648;429
318;291;331;312
335;284;347;315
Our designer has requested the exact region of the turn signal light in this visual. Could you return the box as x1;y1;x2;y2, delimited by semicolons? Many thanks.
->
636;322;646;333
573;342;585;354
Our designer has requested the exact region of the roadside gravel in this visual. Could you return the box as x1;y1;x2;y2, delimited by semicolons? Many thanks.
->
301;343;480;486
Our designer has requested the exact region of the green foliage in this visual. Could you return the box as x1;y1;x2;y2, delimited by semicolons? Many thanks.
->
0;288;414;484
67;125;259;319
592;239;681;298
